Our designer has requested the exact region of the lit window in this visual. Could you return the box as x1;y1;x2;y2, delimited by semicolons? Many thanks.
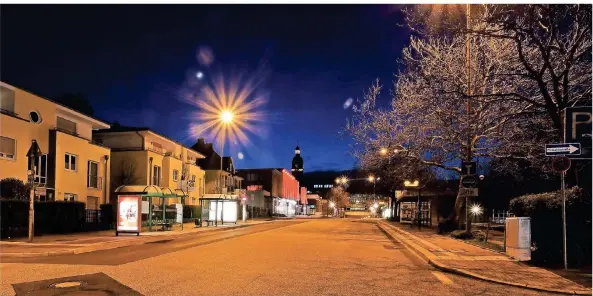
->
65;153;77;171
0;136;16;160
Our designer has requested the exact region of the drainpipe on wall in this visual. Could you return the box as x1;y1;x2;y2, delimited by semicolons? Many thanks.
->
103;155;109;205
149;157;153;185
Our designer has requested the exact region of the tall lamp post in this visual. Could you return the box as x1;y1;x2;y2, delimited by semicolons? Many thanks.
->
219;110;234;196
404;180;421;230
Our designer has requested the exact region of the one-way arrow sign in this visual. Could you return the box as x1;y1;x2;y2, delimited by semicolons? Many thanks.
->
545;143;581;156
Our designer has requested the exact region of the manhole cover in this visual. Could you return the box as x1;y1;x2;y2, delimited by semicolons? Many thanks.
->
13;272;143;296
51;281;84;288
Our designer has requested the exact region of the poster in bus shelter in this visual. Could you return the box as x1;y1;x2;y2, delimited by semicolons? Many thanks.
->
116;195;141;235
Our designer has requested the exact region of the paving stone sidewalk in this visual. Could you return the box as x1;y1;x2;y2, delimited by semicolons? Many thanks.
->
0;219;273;258
379;221;591;295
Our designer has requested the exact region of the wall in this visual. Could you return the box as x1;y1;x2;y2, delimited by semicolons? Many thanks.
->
53;131;110;207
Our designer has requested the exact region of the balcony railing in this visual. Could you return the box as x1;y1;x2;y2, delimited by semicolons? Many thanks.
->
87;176;103;189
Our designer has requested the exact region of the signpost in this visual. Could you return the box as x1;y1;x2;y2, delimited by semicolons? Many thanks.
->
545;143;581;156
459;188;478;197
461;175;478;188
564;107;592;159
461;161;477;176
26;140;42;243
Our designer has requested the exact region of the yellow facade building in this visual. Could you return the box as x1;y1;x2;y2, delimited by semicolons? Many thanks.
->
93;127;206;205
0;82;111;209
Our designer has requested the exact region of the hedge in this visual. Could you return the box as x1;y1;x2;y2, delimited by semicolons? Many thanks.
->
0;200;114;238
509;187;591;267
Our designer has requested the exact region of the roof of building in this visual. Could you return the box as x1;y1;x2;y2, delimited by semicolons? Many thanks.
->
94;125;205;158
1;81;111;127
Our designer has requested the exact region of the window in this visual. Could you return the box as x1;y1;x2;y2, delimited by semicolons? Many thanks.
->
29;111;42;123
0;136;16;160
28;154;47;184
173;169;179;181
0;85;15;113
57;116;77;135
87;161;99;188
65;153;77;171
64;193;77;202
152;165;161;186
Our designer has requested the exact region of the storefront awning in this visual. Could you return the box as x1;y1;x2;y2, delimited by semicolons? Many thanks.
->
114;185;185;198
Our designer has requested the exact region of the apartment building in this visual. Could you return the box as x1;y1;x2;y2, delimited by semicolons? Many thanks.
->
191;138;243;197
0;82;111;209
93;126;206;205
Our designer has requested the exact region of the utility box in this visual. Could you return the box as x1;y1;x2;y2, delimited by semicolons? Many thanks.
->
505;217;531;261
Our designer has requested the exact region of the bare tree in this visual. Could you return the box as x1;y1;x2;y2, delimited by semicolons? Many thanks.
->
111;157;141;190
328;186;349;209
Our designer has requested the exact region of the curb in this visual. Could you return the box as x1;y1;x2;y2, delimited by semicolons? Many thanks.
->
377;221;591;296
0;222;270;258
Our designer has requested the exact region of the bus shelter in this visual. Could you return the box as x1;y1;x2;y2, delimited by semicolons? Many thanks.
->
199;198;239;227
114;185;187;232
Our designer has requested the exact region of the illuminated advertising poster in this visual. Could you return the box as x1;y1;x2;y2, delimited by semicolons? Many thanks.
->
117;195;141;234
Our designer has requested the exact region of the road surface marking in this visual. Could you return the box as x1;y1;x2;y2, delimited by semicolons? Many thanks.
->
431;271;456;286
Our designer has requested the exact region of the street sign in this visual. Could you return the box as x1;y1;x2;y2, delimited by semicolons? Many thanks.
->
551;156;571;172
26;140;42;158
459;188;478;197
545;143;581;156
461;161;477;176
565;107;592;159
461;175;478;188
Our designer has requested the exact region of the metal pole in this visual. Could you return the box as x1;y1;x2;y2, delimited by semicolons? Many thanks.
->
28;163;35;243
561;171;567;270
417;189;421;230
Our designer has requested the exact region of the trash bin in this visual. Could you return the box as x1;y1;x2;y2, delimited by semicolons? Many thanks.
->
195;218;201;227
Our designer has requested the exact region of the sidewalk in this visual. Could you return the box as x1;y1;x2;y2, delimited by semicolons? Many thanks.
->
0;219;273;258
378;221;591;295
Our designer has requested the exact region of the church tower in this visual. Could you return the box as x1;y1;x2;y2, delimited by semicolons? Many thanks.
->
291;144;304;182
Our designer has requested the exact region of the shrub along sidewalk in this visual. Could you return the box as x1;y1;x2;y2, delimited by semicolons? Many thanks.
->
378;221;591;295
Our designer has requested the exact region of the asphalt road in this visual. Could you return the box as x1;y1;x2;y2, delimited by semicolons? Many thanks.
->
1;219;560;296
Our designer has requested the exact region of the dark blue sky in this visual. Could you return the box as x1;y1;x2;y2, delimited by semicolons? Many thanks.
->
1;4;408;171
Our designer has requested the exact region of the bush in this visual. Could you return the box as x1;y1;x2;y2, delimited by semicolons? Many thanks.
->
451;230;473;240
0;178;31;200
0;199;86;238
100;204;115;229
183;205;201;219
510;187;591;267
472;230;487;242
437;219;457;234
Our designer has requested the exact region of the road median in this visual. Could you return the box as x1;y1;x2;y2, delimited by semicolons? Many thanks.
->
377;221;591;295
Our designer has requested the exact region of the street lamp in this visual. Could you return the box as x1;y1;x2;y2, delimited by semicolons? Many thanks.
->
218;109;234;195
404;179;422;230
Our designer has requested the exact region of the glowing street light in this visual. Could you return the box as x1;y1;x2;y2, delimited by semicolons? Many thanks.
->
404;180;420;187
470;203;483;216
329;201;335;208
380;148;388;155
368;175;375;182
220;110;234;124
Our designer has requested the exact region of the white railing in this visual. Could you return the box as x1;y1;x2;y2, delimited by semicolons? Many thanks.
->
491;210;514;224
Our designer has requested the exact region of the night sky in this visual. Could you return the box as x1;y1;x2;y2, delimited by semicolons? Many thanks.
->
1;4;408;172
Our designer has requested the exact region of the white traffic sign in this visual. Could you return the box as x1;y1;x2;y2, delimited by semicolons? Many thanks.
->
545;143;581;156
459;188;478;197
